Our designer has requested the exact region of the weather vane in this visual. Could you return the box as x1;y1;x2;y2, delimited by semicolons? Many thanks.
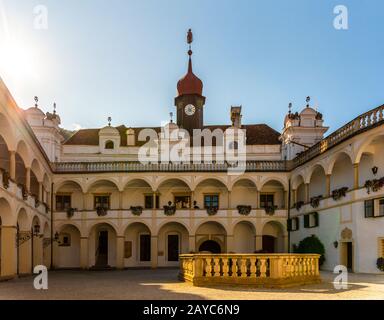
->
187;28;193;56
288;102;292;114
306;96;311;107
169;112;173;123
53;102;57;114
108;116;112;126
34;96;39;108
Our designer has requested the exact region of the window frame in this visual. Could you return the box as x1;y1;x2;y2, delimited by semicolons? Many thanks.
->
203;194;220;209
93;194;111;210
260;193;275;209
55;194;72;211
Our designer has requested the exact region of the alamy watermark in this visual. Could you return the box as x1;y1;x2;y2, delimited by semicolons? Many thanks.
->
333;265;348;290
333;5;349;30
33;5;48;30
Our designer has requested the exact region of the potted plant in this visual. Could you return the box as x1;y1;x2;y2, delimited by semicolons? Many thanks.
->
206;206;218;216
163;201;176;216
310;195;323;208
0;168;10;189
294;201;304;211
237;205;252;216
377;257;384;272
332;187;348;201
66;207;76;219
130;206;143;216
365;177;384;194
264;205;277;215
96;206;108;216
18;183;28;200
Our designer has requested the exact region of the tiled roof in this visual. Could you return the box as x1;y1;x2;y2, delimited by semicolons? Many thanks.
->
63;124;281;146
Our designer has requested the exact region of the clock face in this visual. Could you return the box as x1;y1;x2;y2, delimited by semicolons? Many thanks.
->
184;104;196;116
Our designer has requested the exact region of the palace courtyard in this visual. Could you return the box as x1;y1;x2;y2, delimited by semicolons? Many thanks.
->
0;269;383;300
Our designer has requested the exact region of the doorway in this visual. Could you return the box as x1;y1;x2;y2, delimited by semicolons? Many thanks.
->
262;235;276;253
341;241;353;272
96;231;108;266
199;240;221;253
168;234;179;261
139;234;151;262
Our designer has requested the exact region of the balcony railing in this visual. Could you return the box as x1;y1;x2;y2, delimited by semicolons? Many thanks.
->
293;104;384;167
53;160;288;173
179;253;321;288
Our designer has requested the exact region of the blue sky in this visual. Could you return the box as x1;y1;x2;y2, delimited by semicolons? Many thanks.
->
0;0;383;133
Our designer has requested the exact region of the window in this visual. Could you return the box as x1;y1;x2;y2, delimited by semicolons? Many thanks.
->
378;199;384;217
94;195;110;209
380;238;384;257
365;198;384;218
105;140;114;149
174;195;191;209
59;233;71;247
204;195;219;209
260;194;274;209
365;200;374;218
56;195;71;211
144;195;159;209
287;217;299;231
304;212;319;228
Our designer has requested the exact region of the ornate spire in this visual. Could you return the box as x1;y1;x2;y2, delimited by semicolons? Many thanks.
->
176;28;203;96
34;96;39;108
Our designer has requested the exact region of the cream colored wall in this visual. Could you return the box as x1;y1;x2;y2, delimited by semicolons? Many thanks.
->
233;222;255;253
57;225;81;268
124;223;151;267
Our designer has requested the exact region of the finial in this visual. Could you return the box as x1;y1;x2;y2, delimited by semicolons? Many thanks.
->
170;112;174;123
108;116;112;127
53;102;57;114
34;96;38;108
306;96;310;107
288;102;292;114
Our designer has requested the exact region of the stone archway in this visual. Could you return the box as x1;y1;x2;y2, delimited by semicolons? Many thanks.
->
199;240;221;253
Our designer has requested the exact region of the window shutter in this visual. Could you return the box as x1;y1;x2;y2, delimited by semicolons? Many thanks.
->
295;217;300;231
381;239;384;257
313;212;319;227
287;219;292;231
304;214;309;228
364;200;374;218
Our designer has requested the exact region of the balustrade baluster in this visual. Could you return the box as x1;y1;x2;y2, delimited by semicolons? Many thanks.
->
259;258;267;278
249;257;257;277
213;258;221;276
205;258;212;277
231;258;238;277
240;257;247;277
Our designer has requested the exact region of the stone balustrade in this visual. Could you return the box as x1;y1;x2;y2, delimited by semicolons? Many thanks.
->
179;253;321;288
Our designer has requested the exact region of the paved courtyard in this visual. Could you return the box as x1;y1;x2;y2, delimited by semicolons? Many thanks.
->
0;269;383;300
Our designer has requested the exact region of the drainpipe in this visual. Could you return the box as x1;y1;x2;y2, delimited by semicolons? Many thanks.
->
288;178;291;253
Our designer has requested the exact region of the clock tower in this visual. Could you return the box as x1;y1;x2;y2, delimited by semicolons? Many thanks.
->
175;29;206;134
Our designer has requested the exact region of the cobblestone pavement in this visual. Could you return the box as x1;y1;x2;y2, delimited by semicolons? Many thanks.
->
0;269;383;300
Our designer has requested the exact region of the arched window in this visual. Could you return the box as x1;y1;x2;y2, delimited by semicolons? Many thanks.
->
105;140;114;150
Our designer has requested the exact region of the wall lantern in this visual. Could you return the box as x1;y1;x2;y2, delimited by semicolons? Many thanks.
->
333;241;339;248
372;166;378;175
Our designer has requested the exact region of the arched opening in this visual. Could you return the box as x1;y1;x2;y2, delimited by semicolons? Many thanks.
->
87;180;119;211
30;169;39;200
262;221;285;253
15;152;26;186
89;223;117;268
309;165;327;198
105;140;114;150
196;221;226;253
158;178;191;209
123;179;154;209
330;153;354;191
358;135;384;186
199;240;221;253
194;178;228;209
293;175;305;204
0;198;15;276
124;222;151;267
231;179;257;209
0;135;10;172
57;224;81;268
55;181;83;212
233;221;256;253
157;222;189;266
260;179;286;210
17;208;30;275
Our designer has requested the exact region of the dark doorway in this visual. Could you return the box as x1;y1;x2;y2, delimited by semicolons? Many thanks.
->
346;242;353;271
96;231;108;266
140;234;151;261
199;240;221;253
168;235;179;261
262;235;276;253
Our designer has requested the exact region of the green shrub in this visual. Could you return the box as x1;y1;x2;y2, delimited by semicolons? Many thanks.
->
294;235;325;266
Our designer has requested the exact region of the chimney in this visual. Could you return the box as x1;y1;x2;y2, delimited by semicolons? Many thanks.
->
230;106;242;127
